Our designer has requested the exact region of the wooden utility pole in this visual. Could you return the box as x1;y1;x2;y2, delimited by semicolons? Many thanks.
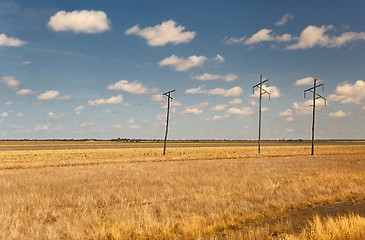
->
253;75;270;154
163;90;175;155
304;79;326;155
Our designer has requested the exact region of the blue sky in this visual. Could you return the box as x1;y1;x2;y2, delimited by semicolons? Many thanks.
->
0;0;364;140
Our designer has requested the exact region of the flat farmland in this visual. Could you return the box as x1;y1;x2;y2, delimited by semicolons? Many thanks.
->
1;141;365;239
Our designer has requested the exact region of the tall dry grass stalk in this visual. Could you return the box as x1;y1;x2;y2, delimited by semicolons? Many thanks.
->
0;143;364;239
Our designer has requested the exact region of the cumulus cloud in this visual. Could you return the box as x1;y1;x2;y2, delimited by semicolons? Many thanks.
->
185;86;243;97
328;80;365;104
279;109;294;121
227;107;254;116
191;73;238;82
1;75;20;89
88;95;124;106
47;10;111;33
211;104;228;111
37;90;60;101
292;99;326;115
80;121;94;128
1;112;9;118
21;61;32;65
223;36;246;45
107;80;147;95
228;98;242;105
295;77;315;86
207;87;243;97
74;105;85;115
214;54;225;63
224;29;292;46
246;29;292;45
206;115;228;121
252;86;282;99
0;33;25;47
329;110;350;118
151;93;164;102
182;107;203;115
16;89;33;95
125;19;196;46
287;25;365;50
185;86;205;94
159;55;207;71
276;13;294;26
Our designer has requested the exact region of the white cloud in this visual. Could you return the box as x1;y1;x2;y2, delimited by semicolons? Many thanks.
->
107;80;147;95
223;36;246;45
1;75;20;89
151;93;164;102
1;112;9;118
191;73;238;82
328;80;365;104
5;101;12;106
21;61;32;65
47;10;110;33
225;29;292;46
182;107;203;115
108;124;121;129
329;110;350;118
159;55;207;72
88;95;124;106
279;109;293;117
227;107;254;116
74;105;85;115
125;19;195;46
285;128;294;133
17;112;24;117
279;109;294;122
276;13;294;26
80;121;94;127
34;124;50;132
287;25;365;50
214;54;225;63
37;90;60;101
292;99;326;115
211;104;228;111
0;33;25;47
185;86;205;94
206;115;228;121
48;112;65;119
252;86;282;99
295;77;315;86
185;86;243;97
16;89;33;95
129;124;140;129
208;86;243;97
245;29;275;45
228;98;242;105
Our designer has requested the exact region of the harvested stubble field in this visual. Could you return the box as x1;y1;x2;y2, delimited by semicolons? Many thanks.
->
1;141;365;239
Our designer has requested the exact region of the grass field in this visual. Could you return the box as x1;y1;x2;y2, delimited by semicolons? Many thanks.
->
0;141;365;239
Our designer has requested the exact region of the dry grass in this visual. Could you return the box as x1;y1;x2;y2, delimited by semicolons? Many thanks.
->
299;214;365;239
0;142;364;239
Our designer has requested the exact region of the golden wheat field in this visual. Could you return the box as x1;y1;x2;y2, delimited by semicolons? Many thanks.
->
1;140;365;239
